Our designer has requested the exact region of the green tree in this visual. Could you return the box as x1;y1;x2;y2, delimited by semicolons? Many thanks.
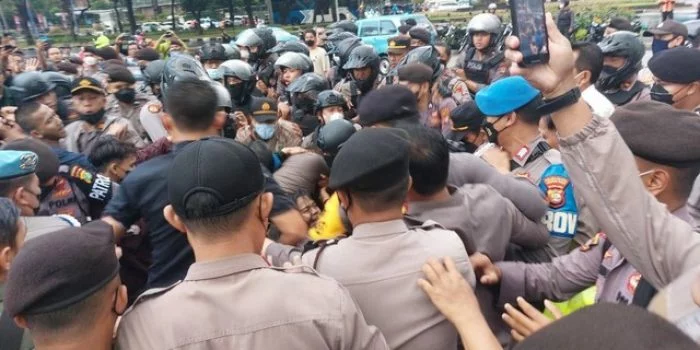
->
180;0;208;34
124;0;137;33
14;0;33;45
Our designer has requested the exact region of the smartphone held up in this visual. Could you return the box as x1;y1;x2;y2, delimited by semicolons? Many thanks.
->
509;0;549;66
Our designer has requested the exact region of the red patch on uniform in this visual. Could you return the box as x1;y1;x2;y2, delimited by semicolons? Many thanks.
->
543;175;569;209
627;272;641;294
452;82;466;96
514;145;530;162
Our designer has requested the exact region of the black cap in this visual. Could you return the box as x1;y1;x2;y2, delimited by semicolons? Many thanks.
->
358;85;419;126
2;138;59;184
250;97;278;123
71;76;105;95
168;138;264;219
329;128;410;191
648;47;700;84
135;47;160;61
397;62;433;83
450;100;485;131
106;65;136;84
408;27;431;44
4;221;118;316
643;20;688;38
388;36;411;53
610;101;700;167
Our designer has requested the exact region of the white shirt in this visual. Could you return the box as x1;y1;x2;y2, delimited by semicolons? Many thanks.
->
309;46;330;76
582;84;615;118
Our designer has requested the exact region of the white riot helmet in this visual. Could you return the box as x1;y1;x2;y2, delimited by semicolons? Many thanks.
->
467;13;502;35
488;3;497;10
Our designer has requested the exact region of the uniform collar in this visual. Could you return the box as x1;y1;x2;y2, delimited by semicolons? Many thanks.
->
672;205;692;224
184;254;269;281
407;186;462;215
351;219;408;239
511;135;547;168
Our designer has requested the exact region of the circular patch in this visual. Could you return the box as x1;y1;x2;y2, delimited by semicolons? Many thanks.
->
148;103;162;114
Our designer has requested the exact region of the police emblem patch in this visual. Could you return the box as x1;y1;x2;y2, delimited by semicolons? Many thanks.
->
19;153;38;170
627;272;641;294
148;103;162;114
543;175;570;209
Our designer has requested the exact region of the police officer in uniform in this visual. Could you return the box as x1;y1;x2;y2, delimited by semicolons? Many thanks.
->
197;43;228;74
117;137;387;349
235;27;278;97
104;65;156;143
647;47;700;112
286;72;329;136
219;59;258;115
302;127;475;350
380;36;411;87
39;71;73;122
334;45;381;111
327;35;363;87
445;100;487;153
302;90;349;150
452;13;508;94
274;52;314;113
596;31;650;106
476;76;593;262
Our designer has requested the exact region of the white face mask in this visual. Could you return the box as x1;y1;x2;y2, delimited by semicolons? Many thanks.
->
327;112;344;122
84;56;97;67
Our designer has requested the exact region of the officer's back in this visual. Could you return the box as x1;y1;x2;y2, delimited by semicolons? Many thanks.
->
117;138;386;349
302;128;474;350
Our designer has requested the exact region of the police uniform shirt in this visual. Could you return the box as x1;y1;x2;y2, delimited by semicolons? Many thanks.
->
104;142;296;289
302;219;475;350
139;100;169;142
116;254;388;349
39;165;114;224
509;136;583;262
105;92;156;142
62;114;145;154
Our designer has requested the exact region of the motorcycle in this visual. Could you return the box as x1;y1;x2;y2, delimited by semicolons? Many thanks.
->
586;20;607;43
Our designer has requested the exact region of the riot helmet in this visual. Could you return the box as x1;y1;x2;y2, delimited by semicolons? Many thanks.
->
218;59;256;106
10;72;55;104
597;31;645;91
343;45;380;92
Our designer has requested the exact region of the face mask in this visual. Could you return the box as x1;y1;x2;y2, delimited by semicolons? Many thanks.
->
114;88;136;104
255;123;277;140
227;83;247;105
84;56;97;66
652;38;672;55
650;83;675;104
597;65;625;91
207;68;222;80
248;49;260;63
305;40;316;46
483;118;508;145
327;112;344;122
293;98;315;113
80;108;106;125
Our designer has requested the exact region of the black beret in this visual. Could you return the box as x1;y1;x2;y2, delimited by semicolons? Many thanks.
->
95;47;119;61
168;137;264;219
106;65;136;84
398;25;412;35
408;27;431;44
405;18;417;27
397;62;433;83
648;47;700;84
514;303;698;350
358;85;420;126
611;100;700;167
4;221;118;316
135;47;160;61
329;128;410;191
2;138;59;184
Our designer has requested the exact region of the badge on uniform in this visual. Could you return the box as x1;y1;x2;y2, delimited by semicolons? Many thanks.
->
580;232;606;252
515;145;530;162
148;103;162;114
70;166;94;184
627;272;641;294
543;175;569;209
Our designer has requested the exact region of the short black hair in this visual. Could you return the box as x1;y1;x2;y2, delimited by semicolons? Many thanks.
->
609;17;633;31
14;101;43;133
0;198;20;249
515;95;545;125
180;192;254;236
675;165;700;200
572;41;604;84
404;125;449;196
304;29;316;37
87;135;137;172
0;173;34;198
164;79;218;131
348;176;410;212
434;41;451;59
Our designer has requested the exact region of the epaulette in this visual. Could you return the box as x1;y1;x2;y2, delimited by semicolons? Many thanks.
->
310;238;343;270
123;280;182;314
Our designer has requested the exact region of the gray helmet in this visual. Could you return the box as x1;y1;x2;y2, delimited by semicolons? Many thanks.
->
235;29;264;48
328;20;358;36
327;32;357;54
10;72;55;103
218;59;256;106
198;43;227;61
396;45;444;83
315;90;348;111
343;45;379;70
597;31;645;90
254;27;277;53
287;73;328;94
142;59;166;85
222;44;241;60
274;52;313;73
467;13;502;34
161;54;210;100
209;81;232;111
41;71;72;99
316;119;356;154
269;40;310;56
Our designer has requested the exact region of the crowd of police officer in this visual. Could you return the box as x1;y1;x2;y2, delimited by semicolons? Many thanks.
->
2;7;700;350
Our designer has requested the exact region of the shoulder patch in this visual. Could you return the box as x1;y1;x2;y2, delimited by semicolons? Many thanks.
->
543;175;570;209
579;232;606;252
147;103;162;114
69;165;94;184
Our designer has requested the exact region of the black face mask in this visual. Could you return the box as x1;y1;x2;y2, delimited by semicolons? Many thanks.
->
650;83;675;105
482;121;501;144
305;40;316;46
292;97;315;113
80;108;106;125
227;83;247;106
115;88;136;104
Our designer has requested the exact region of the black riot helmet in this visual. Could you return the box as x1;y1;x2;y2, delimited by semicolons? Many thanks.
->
10;72;55;103
343;45;380;92
197;43;228;62
218;59;256;106
222;44;241;60
335;36;363;66
328;20;358;36
41;71;72;99
596;31;645;91
274;52;314;74
288;73;329;112
269;40;310;56
316;118;357;166
315;90;348;112
326;32;357;55
161;54;210;102
395;45;443;83
236;27;276;64
209;81;233;112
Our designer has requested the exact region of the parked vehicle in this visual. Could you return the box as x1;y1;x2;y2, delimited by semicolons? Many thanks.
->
141;22;160;33
429;1;461;12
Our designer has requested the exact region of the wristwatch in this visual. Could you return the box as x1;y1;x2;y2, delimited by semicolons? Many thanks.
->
537;88;581;115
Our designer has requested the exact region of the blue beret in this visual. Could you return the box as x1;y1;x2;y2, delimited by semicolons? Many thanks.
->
475;76;541;116
0;150;38;180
